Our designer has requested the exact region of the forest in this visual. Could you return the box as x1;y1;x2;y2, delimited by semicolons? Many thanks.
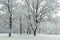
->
0;0;60;37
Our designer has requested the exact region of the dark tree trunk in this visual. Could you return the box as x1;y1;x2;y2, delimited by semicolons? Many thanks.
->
34;30;36;36
20;17;22;34
9;29;11;37
27;30;28;34
7;0;12;37
9;16;12;37
20;29;22;34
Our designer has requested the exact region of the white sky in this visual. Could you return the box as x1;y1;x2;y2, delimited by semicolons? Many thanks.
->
58;0;60;3
16;0;24;4
0;4;5;14
51;0;60;18
56;11;60;17
0;11;6;14
52;11;60;18
0;4;4;8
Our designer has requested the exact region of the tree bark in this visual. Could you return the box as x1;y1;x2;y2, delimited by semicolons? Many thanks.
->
9;16;12;37
20;17;22;34
7;0;12;37
9;29;11;37
34;30;36;36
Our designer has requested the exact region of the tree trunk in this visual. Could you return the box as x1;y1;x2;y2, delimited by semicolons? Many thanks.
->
20;17;22;34
9;29;11;37
7;0;12;37
27;28;31;34
20;29;22;34
39;29;40;33
34;30;36;36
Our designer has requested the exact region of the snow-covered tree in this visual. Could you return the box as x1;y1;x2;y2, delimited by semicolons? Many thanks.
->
24;0;49;36
24;0;59;36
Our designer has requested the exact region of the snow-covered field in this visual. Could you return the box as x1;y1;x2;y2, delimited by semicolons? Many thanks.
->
0;34;60;40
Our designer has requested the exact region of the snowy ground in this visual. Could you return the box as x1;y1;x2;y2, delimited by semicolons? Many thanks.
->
0;34;60;40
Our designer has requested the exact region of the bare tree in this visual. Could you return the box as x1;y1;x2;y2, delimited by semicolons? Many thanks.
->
0;0;18;37
0;0;12;37
25;0;48;36
7;0;12;37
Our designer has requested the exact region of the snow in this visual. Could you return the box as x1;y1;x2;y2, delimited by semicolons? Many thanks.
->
0;34;60;40
52;11;60;18
16;0;24;4
0;4;4;8
58;0;60;3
